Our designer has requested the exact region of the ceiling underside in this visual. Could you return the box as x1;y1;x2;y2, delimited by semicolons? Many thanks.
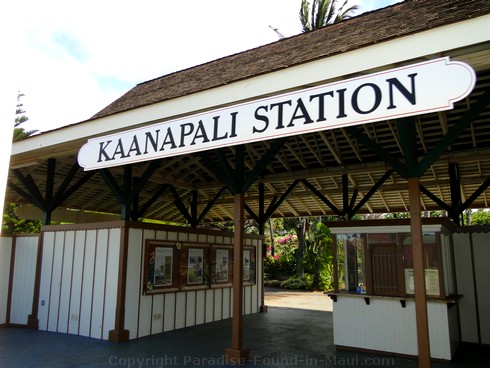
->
6;59;490;225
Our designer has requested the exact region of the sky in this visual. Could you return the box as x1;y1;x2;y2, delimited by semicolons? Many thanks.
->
3;0;403;134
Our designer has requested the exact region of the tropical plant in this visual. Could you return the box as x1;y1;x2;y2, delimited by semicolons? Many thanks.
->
299;0;359;33
304;221;333;289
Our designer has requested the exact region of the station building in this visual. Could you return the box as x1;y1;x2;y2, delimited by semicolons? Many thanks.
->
2;1;490;366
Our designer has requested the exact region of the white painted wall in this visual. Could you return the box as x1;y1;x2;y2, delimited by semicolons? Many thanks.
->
472;232;490;344
453;230;490;344
124;226;262;340
38;228;120;339
0;235;39;326
10;236;39;325
3;223;262;341
332;295;457;360
453;232;479;343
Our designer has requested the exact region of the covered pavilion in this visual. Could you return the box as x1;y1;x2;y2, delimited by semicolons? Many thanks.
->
3;1;490;367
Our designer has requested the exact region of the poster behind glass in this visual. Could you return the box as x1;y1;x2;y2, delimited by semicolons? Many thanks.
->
187;248;204;284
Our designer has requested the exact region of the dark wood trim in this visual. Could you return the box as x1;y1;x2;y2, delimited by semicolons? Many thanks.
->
468;232;482;344
27;234;43;329
45;235;57;331
55;231;67;332
335;344;453;363
363;234;373;295
332;236;339;293
435;232;446;299
6;236;16;325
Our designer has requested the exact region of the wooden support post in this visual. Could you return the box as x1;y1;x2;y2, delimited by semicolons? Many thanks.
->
225;193;249;364
258;183;267;313
109;224;130;342
408;178;431;368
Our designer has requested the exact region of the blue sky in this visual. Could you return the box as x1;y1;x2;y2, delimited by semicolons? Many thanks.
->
3;0;403;133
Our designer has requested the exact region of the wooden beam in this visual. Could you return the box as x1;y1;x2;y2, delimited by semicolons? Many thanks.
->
417;88;490;176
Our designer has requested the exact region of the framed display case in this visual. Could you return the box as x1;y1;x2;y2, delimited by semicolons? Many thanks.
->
143;240;256;294
143;240;179;294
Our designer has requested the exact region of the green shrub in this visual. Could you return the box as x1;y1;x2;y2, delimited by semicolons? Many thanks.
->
280;275;312;290
265;279;282;288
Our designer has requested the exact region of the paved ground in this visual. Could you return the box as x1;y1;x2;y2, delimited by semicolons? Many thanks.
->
0;288;487;367
263;288;332;311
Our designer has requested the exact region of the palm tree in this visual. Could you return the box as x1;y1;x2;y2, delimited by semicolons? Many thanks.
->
300;0;359;33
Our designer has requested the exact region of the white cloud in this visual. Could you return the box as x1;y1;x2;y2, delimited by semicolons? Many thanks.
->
6;0;401;133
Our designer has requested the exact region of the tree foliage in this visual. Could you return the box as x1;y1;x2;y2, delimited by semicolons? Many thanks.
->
299;0;359;33
265;217;335;291
2;203;41;234
3;92;42;234
471;209;490;225
13;92;38;141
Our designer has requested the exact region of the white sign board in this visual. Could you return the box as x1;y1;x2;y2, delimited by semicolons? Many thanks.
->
78;57;475;170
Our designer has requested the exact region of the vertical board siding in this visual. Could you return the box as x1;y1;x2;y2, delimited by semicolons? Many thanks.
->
38;227;121;340
151;294;164;334
34;226;263;340
68;231;86;335
332;296;455;360
427;302;451;360
90;229;108;339
124;228;143;339
163;293;176;332
453;233;479;343
79;231;96;337
175;292;186;329
244;287;251;315
186;292;196;327
222;288;230;319
47;233;65;332
0;237;13;324
57;231;75;333
38;232;55;330
10;236;38;325
137;229;156;338
196;290;205;325
205;289;214;323
251;284;258;313
214;288;222;321
473;233;490;344
102;228;121;339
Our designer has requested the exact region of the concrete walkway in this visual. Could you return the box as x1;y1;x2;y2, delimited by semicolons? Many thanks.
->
0;289;487;367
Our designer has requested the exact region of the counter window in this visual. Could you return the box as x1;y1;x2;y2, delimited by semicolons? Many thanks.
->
336;234;365;292
332;224;453;299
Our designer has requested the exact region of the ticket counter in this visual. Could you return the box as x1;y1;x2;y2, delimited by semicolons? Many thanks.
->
327;219;459;361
